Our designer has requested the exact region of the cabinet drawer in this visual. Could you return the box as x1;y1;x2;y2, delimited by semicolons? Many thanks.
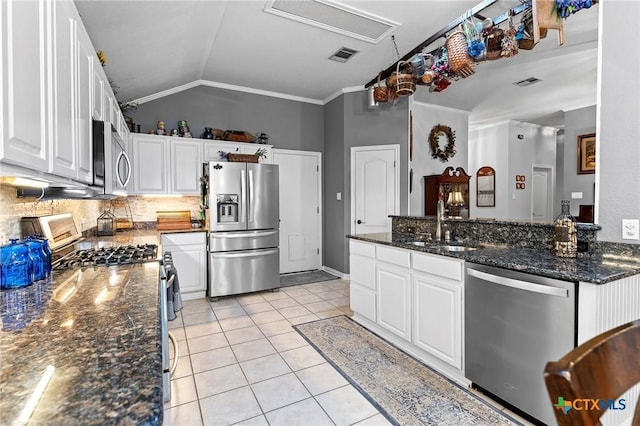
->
350;254;376;290
376;245;410;268
350;240;375;258
412;252;462;281
161;231;206;247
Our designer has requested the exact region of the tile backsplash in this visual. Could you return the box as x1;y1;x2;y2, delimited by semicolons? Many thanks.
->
0;184;201;244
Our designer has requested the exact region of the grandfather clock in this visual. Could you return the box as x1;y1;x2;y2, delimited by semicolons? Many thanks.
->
423;167;471;217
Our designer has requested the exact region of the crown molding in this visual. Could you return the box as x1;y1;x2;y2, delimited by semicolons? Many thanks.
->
135;79;324;106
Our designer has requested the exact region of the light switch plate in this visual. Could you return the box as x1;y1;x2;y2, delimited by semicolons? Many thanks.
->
622;219;639;240
336;192;342;201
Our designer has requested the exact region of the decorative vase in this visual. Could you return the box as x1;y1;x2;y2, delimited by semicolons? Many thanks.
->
554;200;577;258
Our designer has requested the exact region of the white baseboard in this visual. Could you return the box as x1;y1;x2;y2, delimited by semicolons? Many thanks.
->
322;265;349;280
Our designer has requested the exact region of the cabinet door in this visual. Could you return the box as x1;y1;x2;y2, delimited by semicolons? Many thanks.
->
131;134;169;194
413;272;462;369
376;263;412;342
161;233;207;296
170;138;202;194
49;0;76;179
92;64;104;120
1;0;49;170
75;25;93;183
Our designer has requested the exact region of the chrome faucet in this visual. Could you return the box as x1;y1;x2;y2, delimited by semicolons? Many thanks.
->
436;199;444;241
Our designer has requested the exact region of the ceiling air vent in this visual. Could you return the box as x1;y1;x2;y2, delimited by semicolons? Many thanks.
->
264;0;399;44
513;77;543;87
329;47;359;63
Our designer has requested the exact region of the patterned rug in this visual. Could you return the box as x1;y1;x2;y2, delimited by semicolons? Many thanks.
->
279;270;340;287
295;316;522;426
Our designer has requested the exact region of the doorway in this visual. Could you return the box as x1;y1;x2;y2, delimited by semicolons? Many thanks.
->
350;145;400;234
273;149;322;274
531;166;554;222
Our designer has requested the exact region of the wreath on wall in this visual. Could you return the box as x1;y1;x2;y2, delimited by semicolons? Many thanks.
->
429;124;456;162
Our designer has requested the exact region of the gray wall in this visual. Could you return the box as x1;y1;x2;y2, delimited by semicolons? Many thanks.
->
598;0;640;242
127;85;324;152
561;106;596;216
323;91;409;274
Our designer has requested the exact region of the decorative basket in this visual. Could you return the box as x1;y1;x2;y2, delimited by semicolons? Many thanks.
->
373;73;387;102
445;31;474;77
485;27;504;60
227;153;259;163
386;61;416;97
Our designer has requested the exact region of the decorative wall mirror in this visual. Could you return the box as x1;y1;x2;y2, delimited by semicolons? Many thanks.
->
476;166;495;207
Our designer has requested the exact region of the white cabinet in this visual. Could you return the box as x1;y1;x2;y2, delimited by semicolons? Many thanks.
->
1;0;49;171
49;0;76;179
131;134;203;195
75;26;94;183
0;0;126;185
376;245;412;342
348;240;466;383
161;232;207;299
170;138;203;195
203;141;273;164
131;134;169;194
349;240;377;322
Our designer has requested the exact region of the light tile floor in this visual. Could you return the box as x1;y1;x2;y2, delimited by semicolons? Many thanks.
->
164;279;534;426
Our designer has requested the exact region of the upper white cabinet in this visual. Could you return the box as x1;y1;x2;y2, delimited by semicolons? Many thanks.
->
0;0;125;185
131;134;170;194
170;138;203;194
131;134;202;195
0;0;49;171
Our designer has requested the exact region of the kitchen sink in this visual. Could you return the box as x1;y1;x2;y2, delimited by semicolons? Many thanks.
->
409;241;428;247
435;245;478;252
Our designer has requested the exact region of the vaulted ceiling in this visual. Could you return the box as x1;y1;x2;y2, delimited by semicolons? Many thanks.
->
74;0;599;127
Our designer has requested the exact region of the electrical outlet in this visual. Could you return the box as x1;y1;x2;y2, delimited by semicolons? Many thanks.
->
622;219;639;240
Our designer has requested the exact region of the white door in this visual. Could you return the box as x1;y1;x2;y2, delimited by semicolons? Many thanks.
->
351;145;399;234
532;167;553;222
273;149;322;274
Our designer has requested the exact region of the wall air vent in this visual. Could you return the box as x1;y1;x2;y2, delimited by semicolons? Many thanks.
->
513;77;543;87
329;47;359;63
264;0;399;44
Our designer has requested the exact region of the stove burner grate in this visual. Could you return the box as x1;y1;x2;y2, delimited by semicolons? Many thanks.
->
53;244;158;271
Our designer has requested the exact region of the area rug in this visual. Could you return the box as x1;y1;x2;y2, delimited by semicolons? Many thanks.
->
294;315;522;426
279;270;340;287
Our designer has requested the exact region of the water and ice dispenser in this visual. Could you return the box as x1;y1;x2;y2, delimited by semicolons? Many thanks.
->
216;194;239;223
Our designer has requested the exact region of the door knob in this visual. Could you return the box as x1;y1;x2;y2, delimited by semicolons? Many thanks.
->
356;219;365;224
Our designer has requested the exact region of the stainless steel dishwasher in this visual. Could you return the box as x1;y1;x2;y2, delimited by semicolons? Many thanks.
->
465;263;576;426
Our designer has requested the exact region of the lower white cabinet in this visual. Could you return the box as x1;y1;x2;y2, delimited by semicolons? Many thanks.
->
413;271;462;369
348;239;466;382
161;232;207;299
377;263;412;342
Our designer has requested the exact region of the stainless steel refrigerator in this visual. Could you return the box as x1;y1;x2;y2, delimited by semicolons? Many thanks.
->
205;161;280;299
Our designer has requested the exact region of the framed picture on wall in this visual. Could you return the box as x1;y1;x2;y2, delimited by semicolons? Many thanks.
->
577;133;596;174
476;166;495;207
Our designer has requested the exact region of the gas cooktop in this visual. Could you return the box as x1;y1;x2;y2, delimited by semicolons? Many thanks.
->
53;244;158;270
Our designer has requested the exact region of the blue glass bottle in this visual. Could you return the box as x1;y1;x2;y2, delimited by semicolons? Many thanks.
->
25;238;46;282
38;237;52;276
1;239;31;289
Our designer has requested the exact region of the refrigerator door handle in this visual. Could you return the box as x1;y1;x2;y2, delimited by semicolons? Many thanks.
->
248;169;254;224
240;169;246;224
210;230;278;239
213;248;279;259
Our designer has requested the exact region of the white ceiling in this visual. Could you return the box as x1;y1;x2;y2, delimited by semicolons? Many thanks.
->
74;0;599;127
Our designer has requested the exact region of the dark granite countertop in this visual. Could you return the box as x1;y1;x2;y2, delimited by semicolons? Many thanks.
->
348;232;640;284
0;238;163;424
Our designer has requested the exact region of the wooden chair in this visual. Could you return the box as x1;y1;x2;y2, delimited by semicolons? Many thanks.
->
544;319;640;426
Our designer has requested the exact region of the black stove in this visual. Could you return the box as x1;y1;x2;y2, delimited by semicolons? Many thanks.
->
53;244;158;270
